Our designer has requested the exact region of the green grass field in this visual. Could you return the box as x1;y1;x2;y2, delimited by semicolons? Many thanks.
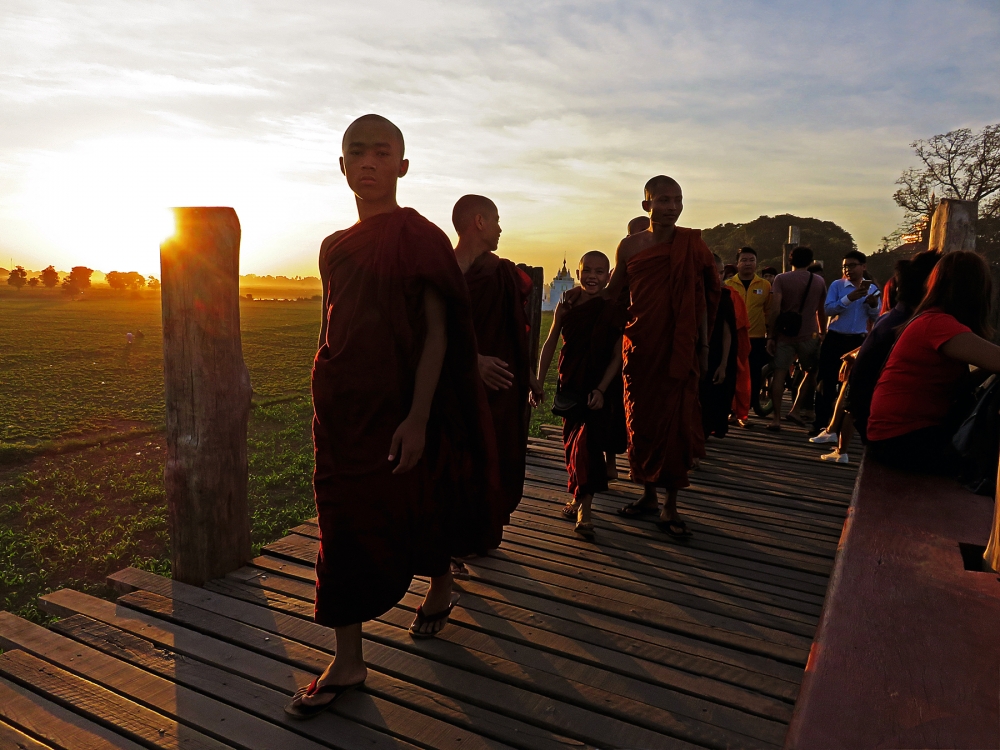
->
0;287;560;622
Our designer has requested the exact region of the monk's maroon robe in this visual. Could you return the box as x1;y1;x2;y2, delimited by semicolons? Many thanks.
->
623;228;720;489
558;296;627;499
311;207;501;627
464;252;533;520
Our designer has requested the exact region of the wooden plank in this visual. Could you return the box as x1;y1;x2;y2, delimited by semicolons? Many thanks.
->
0;612;332;750
49;615;427;750
0;650;231;750
39;589;559;750
221;568;791;726
116;587;743;750
248;555;805;696
0;718;54;750
0;675;144;750
260;534;812;664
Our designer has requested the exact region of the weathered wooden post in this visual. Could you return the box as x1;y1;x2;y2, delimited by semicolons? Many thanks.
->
928;198;977;254
783;225;799;273
160;207;252;585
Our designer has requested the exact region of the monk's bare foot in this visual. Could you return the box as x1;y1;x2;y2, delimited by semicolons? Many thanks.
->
420;573;453;620
293;658;367;711
560;501;579;520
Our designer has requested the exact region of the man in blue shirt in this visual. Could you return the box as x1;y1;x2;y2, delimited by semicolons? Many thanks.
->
811;250;880;437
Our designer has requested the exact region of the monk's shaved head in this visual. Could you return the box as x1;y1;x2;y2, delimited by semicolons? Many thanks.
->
644;175;681;199
342;114;405;157
452;194;498;235
627;216;650;235
580;251;610;270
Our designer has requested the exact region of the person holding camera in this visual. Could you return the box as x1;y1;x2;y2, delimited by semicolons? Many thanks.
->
765;246;828;431
810;251;880;439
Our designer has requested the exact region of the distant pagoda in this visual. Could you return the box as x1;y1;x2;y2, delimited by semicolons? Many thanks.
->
542;257;575;311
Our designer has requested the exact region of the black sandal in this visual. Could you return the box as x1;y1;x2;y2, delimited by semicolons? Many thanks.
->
409;594;459;639
617;499;658;517
284;677;365;719
656;519;692;539
560;502;578;520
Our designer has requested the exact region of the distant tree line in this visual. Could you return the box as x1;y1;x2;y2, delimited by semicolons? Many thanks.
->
3;265;160;295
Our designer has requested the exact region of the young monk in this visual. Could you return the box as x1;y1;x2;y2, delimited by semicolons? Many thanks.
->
453;194;541;529
287;115;501;718
536;251;625;539
571;176;720;538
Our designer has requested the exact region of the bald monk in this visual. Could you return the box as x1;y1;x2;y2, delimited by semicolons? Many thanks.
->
287;115;501;718
627;215;650;236
453;195;541;528
576;176;720;538
536;251;625;539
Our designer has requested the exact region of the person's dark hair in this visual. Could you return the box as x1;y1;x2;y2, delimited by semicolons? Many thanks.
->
895;250;939;309
843;250;867;265
789;246;814;268
736;246;757;260
723;263;738;278
915;251;992;338
761;266;778;277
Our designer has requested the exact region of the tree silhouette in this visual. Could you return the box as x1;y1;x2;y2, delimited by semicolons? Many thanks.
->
40;265;59;288
62;266;93;296
27;277;39;288
107;271;146;291
147;276;160;290
7;266;27;290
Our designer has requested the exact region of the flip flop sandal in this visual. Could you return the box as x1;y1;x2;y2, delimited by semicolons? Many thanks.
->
560;502;578;520
765;423;782;432
449;558;470;580
574;521;596;540
617;500;658;517
284;677;365;719
656;519;692;539
409;594;460;639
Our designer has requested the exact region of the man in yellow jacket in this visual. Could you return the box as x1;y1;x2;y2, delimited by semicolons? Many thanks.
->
725;247;772;416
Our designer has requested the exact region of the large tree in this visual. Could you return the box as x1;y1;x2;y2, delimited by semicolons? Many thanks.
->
891;123;1000;244
40;265;59;288
7;266;27;290
61;266;93;296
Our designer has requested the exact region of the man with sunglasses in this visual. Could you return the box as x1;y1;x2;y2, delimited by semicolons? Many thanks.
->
811;250;880;440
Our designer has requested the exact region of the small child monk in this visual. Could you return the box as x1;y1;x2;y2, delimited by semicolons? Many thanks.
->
287;115;501;718
536;251;625;539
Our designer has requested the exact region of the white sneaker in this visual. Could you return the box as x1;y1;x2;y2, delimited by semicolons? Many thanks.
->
809;430;838;444
820;450;849;464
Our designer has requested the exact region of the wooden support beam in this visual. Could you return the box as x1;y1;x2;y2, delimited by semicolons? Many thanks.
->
159;208;251;586
928;198;978;254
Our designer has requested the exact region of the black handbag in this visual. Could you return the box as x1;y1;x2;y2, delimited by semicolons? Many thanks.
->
551;390;586;419
774;271;815;338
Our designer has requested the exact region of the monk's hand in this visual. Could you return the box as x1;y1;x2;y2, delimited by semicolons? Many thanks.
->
562;287;584;306
389;416;426;474
587;389;604;410
712;363;726;385
528;373;544;407
479;354;513;391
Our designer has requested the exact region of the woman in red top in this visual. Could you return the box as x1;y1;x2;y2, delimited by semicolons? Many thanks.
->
868;251;1000;473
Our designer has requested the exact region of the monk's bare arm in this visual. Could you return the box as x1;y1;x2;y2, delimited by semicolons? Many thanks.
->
389;286;447;474
534;302;566;402
604;238;630;302
316;232;343;350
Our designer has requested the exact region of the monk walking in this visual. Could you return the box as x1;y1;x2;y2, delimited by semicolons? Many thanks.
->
606;176;721;538
287;115;500;718
453;195;541;528
536;251;626;539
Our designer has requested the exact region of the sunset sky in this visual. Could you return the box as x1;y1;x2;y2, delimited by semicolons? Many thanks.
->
2;1;999;280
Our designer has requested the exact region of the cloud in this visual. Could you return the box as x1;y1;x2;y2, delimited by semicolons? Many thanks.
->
1;0;998;277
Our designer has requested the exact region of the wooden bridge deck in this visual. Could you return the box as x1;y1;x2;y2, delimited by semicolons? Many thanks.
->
0;422;856;750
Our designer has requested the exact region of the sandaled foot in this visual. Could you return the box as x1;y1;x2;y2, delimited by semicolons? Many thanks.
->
409;594;459;639
450;558;470;580
285;677;365;719
617;498;658;517
574;521;596;540
656;518;692;539
784;413;806;427
560;501;578;520
766;422;781;432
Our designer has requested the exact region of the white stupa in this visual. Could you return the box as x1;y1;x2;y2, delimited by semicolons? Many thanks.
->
542;257;576;311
